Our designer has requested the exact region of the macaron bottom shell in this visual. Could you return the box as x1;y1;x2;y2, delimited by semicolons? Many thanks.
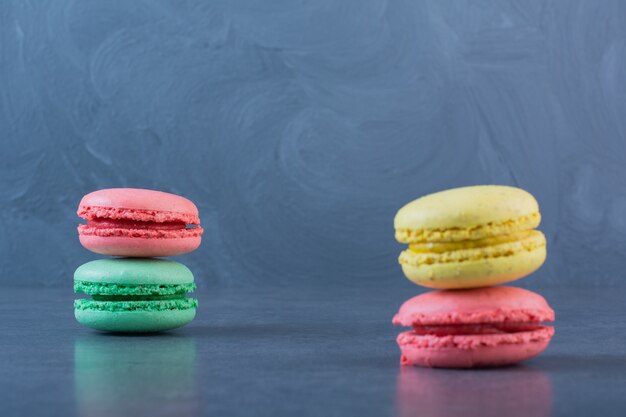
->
397;326;554;368
79;234;201;257
400;244;546;289
75;304;197;333
74;298;197;332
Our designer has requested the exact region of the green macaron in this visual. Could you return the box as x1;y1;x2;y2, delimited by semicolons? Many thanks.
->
74;258;198;333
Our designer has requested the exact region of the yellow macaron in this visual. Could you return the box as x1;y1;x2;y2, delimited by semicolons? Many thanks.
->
394;185;546;289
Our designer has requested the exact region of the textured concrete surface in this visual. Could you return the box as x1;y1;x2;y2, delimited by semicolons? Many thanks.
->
3;1;626;287
2;285;626;417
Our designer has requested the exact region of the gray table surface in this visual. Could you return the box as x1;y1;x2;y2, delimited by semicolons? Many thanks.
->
2;285;625;417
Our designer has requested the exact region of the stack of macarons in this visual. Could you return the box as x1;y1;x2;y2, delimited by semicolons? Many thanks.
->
74;188;203;332
392;185;555;368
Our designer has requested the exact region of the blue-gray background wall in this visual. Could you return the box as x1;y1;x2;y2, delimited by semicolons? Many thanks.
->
2;0;626;288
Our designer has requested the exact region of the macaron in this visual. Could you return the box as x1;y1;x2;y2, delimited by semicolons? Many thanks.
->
74;258;198;332
394;185;546;289
393;286;555;368
77;188;203;257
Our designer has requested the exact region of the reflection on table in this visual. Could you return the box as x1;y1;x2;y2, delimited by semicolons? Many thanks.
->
74;335;198;417
396;365;552;417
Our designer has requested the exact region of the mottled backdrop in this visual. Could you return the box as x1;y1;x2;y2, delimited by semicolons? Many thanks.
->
2;0;626;288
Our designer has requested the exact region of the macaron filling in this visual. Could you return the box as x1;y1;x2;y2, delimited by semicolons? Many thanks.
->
78;218;203;239
395;212;541;244
398;324;554;350
75;297;198;312
410;322;545;335
77;202;203;240
396;306;555;351
74;281;196;296
87;218;191;230
74;281;197;312
78;204;200;224
91;293;188;301
408;230;538;253
400;230;546;267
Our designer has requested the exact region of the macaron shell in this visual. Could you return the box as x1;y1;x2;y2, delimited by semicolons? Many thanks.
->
400;244;546;289
393;286;555;367
75;308;196;333
79;188;199;220
77;188;202;257
79;234;201;257
393;286;554;326
397;328;553;368
394;185;539;233
74;258;194;285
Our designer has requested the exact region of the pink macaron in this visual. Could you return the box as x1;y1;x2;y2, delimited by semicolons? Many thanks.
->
393;286;555;368
77;188;203;257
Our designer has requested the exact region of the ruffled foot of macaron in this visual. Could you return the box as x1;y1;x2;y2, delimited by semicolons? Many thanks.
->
393;286;555;368
394;185;546;289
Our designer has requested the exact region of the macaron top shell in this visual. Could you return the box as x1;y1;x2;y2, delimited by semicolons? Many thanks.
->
393;286;554;327
78;188;200;224
394;185;540;243
74;258;194;286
